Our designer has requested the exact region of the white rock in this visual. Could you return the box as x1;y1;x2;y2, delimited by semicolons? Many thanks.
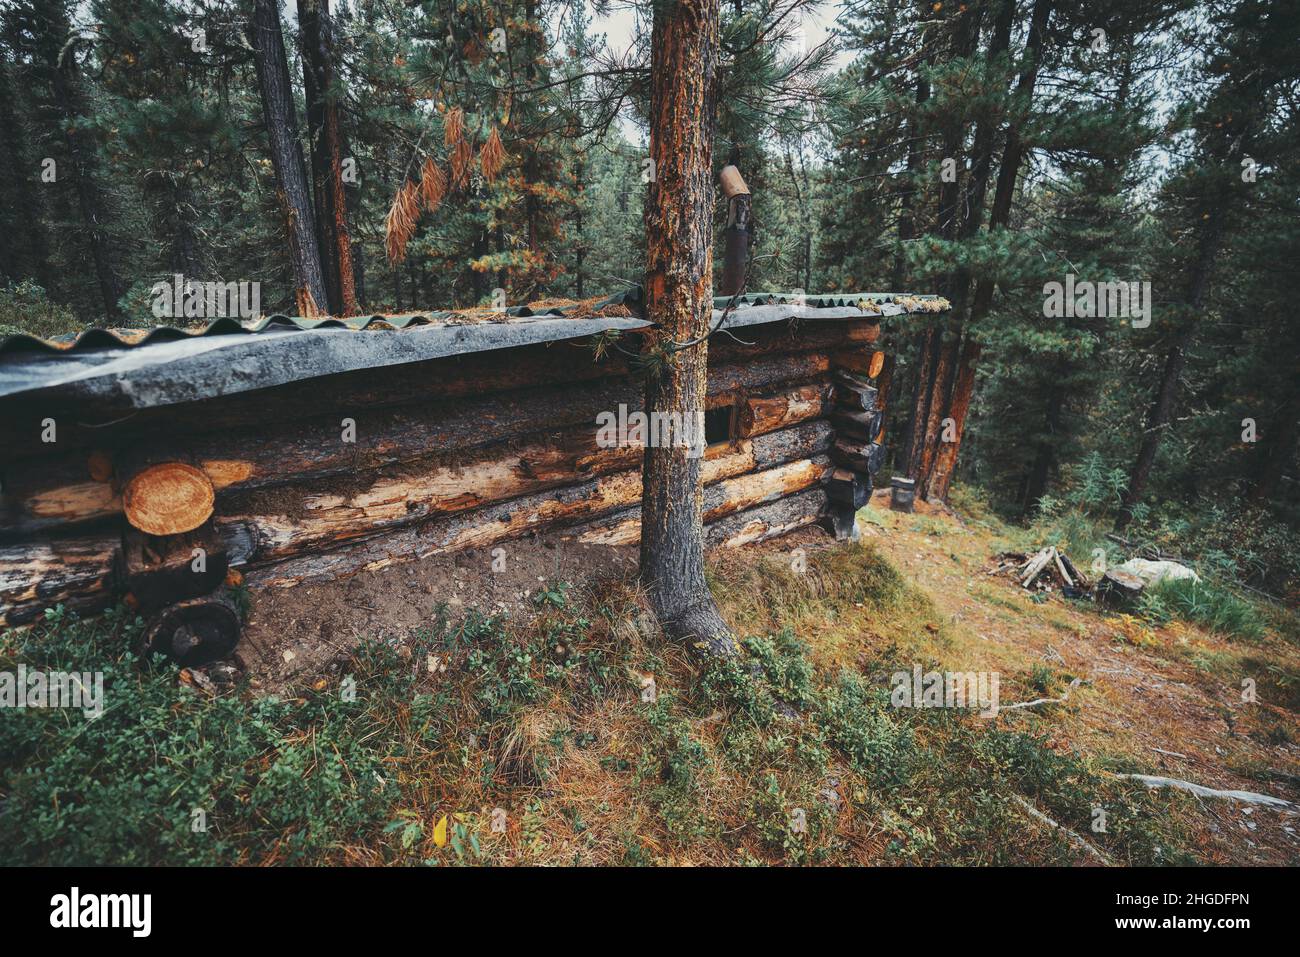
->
1114;558;1201;587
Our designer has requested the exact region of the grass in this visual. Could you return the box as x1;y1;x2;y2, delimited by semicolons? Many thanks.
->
1137;577;1267;642
1;539;1207;866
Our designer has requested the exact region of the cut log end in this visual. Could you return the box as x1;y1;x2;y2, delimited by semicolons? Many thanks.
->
123;462;216;536
140;594;241;667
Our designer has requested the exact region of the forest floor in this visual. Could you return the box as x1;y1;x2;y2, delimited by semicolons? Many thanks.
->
5;489;1299;866
837;491;1300;865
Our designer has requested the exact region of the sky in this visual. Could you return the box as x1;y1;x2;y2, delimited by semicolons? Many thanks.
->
586;0;848;141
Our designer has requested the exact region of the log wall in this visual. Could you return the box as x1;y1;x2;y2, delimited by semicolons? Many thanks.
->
1;317;887;626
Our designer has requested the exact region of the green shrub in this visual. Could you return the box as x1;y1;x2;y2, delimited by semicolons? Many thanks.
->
0;280;83;340
0;607;390;865
1139;577;1265;641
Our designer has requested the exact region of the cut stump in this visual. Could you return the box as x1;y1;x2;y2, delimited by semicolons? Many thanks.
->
122;462;215;536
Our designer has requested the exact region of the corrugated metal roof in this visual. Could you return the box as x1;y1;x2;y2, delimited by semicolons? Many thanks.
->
0;290;948;409
0;292;641;356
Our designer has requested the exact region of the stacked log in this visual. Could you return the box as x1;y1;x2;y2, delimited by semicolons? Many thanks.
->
1;360;834;535
822;357;889;540
0;314;860;626
238;424;832;588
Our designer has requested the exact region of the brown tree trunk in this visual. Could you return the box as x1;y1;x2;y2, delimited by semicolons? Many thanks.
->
925;338;981;500
49;39;124;324
639;0;736;658
1021;372;1066;512
1117;199;1229;528
249;0;329;315
904;328;940;477
298;0;360;316
920;0;1053;502
0;53;55;290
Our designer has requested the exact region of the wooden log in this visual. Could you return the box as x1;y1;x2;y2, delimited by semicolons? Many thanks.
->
0;454;120;535
831;372;880;413
832;408;883;442
139;592;241;666
830;349;885;378
120;460;215;536
826;468;870;509
225;418;829;569
831;438;886;475
1098;569;1145;604
0;419;834;616
704;456;829;523
231;439;757;575
866;351;886;379
737;382;830;438
117;521;229;615
240;438;831;589
752;419;833;469
1;320;863;461
706;488;827;548
1;361;834;533
824;503;861;541
845;323;882;345
566;456;830;548
0;533;119;627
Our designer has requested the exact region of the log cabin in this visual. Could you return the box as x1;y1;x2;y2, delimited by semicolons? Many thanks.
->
0;289;948;663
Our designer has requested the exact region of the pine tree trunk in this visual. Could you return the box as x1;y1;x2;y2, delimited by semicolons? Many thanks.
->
49;41;124;324
298;0;360;316
925;338;981;500
904;328;940;477
1021;373;1066;512
891;75;929;290
916;0;1053;501
249;0;329;315
639;0;736;658
0;54;55;290
1117;195;1230;528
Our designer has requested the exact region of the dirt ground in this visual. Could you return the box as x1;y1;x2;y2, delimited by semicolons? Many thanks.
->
854;489;1300;866
238;533;639;688
233;492;1300;864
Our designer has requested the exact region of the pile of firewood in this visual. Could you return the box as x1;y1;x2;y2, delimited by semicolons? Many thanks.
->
991;546;1088;594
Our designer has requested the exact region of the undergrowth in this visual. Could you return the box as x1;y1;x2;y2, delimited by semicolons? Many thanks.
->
2;542;1199;866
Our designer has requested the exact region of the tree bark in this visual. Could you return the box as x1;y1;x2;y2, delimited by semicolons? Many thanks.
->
921;0;1053;502
298;0;360;315
639;0;736;657
0;52;55;290
49;38;124;323
249;0;329;314
1116;207;1225;528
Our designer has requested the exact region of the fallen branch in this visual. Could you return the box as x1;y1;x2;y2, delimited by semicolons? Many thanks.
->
1009;794;1113;865
1001;677;1083;711
1115;774;1295;808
